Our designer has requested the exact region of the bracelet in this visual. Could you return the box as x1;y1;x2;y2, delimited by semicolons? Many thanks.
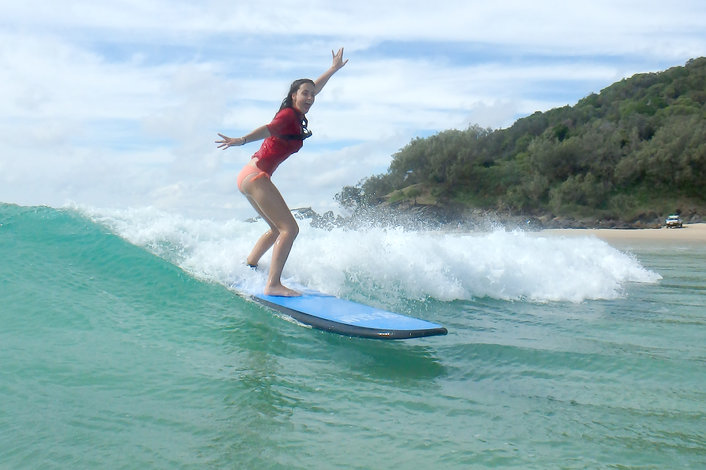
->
242;136;247;145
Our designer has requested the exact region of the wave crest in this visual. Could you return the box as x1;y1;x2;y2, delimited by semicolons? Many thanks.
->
82;206;661;304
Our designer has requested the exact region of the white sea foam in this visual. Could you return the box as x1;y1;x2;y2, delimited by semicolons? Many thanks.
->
82;206;662;304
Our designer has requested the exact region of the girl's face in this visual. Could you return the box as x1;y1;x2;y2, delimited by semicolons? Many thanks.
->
291;83;316;114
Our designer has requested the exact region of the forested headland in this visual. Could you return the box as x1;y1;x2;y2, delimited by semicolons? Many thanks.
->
336;58;706;228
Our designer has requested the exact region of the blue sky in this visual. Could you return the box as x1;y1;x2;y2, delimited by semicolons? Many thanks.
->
1;0;705;218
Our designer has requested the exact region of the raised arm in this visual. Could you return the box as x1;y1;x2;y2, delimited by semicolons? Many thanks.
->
314;48;348;95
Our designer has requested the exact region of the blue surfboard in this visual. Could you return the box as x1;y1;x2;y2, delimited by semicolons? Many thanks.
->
243;287;447;339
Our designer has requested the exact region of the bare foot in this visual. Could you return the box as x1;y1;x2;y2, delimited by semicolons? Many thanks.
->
264;284;301;297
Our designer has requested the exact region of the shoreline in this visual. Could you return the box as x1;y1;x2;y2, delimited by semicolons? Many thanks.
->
541;223;706;243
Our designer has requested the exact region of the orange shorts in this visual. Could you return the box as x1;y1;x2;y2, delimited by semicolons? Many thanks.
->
237;162;269;192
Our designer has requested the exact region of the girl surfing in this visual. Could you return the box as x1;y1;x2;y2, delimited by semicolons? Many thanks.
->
216;48;348;296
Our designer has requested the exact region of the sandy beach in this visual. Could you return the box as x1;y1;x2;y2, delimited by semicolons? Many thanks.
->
542;223;706;244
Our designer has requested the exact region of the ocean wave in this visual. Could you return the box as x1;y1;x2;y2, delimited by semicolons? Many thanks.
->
78;205;661;304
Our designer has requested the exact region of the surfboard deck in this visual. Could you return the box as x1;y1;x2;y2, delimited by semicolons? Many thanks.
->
242;287;447;340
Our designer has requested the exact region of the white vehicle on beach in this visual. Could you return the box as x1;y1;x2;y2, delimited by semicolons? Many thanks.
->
665;214;683;228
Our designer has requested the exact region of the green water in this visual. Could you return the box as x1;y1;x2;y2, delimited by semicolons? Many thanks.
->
1;204;704;469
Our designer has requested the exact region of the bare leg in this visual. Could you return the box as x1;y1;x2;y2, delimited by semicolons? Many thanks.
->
246;225;278;267
240;174;300;297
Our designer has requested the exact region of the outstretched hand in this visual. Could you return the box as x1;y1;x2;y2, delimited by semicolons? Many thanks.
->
331;48;348;72
215;133;244;149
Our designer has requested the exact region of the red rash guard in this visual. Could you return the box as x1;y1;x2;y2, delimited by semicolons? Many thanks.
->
251;107;306;175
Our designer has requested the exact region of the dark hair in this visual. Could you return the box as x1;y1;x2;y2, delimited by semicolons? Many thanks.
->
279;78;315;111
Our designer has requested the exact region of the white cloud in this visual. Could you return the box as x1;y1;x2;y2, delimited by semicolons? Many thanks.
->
1;0;705;217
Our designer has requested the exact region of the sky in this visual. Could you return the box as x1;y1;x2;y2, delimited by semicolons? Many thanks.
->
1;0;705;219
